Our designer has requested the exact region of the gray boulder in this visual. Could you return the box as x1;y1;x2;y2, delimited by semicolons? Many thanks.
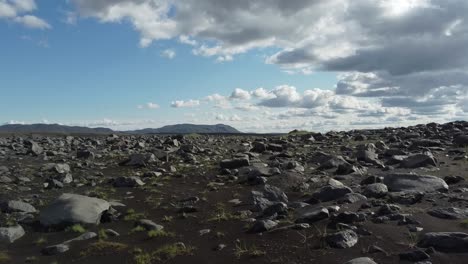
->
453;134;468;146
312;179;352;202
326;229;358;248
363;183;388;198
1;200;36;213
220;158;250;169
344;257;377;264
119;153;155;167
295;207;329;224
418;232;468;252
428;207;468;219
248;220;278;233
383;173;448;193
113;176;145;187
39;193;110;226
0;225;25;244
400;153;437;168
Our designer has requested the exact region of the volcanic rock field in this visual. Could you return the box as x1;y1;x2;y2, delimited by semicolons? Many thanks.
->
1;121;468;264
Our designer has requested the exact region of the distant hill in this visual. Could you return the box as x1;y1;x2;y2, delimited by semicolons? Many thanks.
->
0;123;241;135
130;124;241;134
0;124;114;134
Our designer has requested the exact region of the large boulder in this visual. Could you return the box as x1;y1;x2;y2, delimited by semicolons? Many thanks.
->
383;173;448;193
400;153;437;168
356;144;384;167
418;232;468;252
39;193;110;226
453;134;468;147
312;179;352;202
295;207;329;224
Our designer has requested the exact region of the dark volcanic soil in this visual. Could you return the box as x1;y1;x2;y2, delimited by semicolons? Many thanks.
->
1;121;468;264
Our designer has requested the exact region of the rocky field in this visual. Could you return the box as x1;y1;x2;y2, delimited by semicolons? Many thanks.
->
1;121;468;264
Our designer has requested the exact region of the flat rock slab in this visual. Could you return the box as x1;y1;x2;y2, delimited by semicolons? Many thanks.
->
1;200;37;213
428;207;468;219
418;232;468;252
383;173;448;193
39;193;110;226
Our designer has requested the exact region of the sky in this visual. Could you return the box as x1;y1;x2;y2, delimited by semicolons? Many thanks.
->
1;0;468;132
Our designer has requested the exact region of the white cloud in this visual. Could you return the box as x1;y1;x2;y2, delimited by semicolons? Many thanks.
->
138;102;160;109
0;0;50;29
0;2;17;18
14;15;50;29
161;48;175;59
251;88;275;100
11;0;36;12
171;99;200;108
230;88;251;100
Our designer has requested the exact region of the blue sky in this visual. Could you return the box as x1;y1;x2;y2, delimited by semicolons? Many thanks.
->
1;0;468;132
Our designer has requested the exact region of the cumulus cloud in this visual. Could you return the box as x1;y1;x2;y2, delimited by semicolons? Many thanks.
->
0;0;50;29
67;1;468;106
171;99;200;108
65;0;468;130
230;88;251;100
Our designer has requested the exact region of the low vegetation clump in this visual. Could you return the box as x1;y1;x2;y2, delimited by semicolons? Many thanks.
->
133;243;195;263
124;209;146;221
207;203;243;222
34;237;47;246
66;224;86;234
80;241;128;257
0;252;11;263
147;229;175;238
460;219;468;228
234;241;266;259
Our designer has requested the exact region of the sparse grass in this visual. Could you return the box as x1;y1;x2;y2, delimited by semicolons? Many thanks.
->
80;241;128;257
0;251;11;263
134;250;152;264
66;224;86;234
152;243;195;260
162;215;173;222
123;209;146;221
234;241;265;259
25;256;37;262
460;219;468;228
147;229;175;238
130;225;146;234
133;243;195;263
91;186;116;200
207;203;243;222
98;229;108;240
34;237;47;246
405;231;419;249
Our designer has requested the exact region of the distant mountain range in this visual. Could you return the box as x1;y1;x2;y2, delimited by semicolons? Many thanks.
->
129;124;241;134
0;123;241;135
